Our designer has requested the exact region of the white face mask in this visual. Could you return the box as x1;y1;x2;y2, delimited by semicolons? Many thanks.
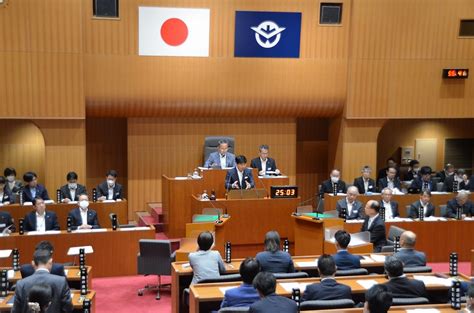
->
331;176;339;183
107;179;115;186
79;200;89;209
7;176;15;182
68;183;77;189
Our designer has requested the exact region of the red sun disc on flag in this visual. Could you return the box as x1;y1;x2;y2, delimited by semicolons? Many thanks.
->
160;18;189;46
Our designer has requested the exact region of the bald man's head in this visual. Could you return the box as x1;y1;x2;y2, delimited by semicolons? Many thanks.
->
400;231;417;248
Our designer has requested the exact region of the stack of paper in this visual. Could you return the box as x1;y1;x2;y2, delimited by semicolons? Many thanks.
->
219;286;237;295
413;275;453;287
369;254;386;262
279;282;311;293
406;309;441;313
345;220;364;224
356;279;378;289
0;250;12;258
27;230;61;236
119;226;150;231
423;216;447;222
389;217;413;222
360;256;375;264
296;260;318;268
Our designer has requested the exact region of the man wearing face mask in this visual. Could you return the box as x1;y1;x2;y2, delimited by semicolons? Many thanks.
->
68;194;100;230
22;172;50;203
59;172;87;203
404;160;420;181
3;167;23;204
319;169;347;197
436;163;455;183
97;170;124;201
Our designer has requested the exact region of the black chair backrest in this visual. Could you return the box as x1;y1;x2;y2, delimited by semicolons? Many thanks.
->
403;266;432;273
204;136;235;161
198;274;242;284
392;297;429;305
335;268;369;276
139;239;172;258
273;272;309;279
388;225;406;241
300;299;355;310
218;307;250;312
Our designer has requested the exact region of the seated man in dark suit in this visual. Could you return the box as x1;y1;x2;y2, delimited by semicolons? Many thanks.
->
408;191;435;219
250;144;280;176
204;139;236;169
68;194;100;230
383;256;428;299
336;186;364;220
404;160;420;181
443;169;469;192
377;158;399;182
333;230;361;270
363;284;392;313
22;171;50;203
12;249;72;313
380;188;400;219
220;257;261;308
393;231;426;267
97;170;124;201
446;190;474;218
303;254;352;301
3;167;23;204
250;272;297;313
436;163;455;183
409;166;436;193
256;231;294;273
20;241;66;278
361;200;386;252
225;155;255;190
59;171;87;203
377;166;402;192
0;176;13;205
23;197;60;232
320;169;347;196
353;165;376;195
0;210;15;233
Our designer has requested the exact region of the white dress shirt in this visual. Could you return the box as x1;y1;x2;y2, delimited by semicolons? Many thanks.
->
237;169;244;188
387;179;394;189
382;200;393;219
36;212;46;232
30;187;37;199
80;208;89;226
107;186;114;200
367;214;379;229
346;199;354;217
260;158;267;175
363;179;369;193
419;200;428;216
69;189;76;201
220;154;227;169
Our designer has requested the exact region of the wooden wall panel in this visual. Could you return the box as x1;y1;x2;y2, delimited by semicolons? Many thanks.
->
0;120;45;185
346;0;474;119
127;118;297;216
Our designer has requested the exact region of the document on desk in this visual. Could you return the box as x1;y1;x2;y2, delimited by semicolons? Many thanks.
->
0;249;12;258
388;217;413;222
27;230;61;235
7;269;14;279
360;256;375;264
413;275;453;287
279;282;310;293
119;226;150;231
356;279;378;290
406;309;441;313
64;269;69;275
219;286;237;295
423;216;447;222
296;260;318;268
369;254;386;262
345;220;364;224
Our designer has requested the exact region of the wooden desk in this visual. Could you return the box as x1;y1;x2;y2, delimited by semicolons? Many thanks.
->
189;273;471;313
1;201;128;230
308;304;456;312
171;254;388;313
191;196;300;257
162;169;289;238
0;227;155;277
0;290;96;312
343;219;474;262
324;193;472;217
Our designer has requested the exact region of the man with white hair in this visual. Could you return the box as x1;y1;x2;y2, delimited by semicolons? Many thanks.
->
336;186;364;220
446;190;473;218
380;188;400;219
353;166;376;195
393;231;426;267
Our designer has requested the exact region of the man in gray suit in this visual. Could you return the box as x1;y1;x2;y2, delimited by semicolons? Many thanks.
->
336;186;364;220
393;231;426;267
204;139;236;168
13;249;72;313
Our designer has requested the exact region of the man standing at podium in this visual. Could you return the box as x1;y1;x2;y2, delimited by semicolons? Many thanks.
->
250;145;280;176
204;139;236;168
225;155;255;190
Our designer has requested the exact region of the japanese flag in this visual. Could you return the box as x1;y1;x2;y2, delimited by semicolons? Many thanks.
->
139;7;210;57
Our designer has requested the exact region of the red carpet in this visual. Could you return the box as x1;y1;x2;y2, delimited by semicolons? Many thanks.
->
91;262;471;312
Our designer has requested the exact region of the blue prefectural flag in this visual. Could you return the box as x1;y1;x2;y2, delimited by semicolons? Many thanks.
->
234;11;302;58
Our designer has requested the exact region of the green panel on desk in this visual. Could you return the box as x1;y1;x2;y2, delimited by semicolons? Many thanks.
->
192;215;218;223
302;213;336;218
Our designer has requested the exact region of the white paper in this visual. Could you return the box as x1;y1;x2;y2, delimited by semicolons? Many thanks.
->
348;237;368;246
102;200;115;203
0;249;12;258
345;219;364;224
413;275;453;287
431;192;448;195
27;230;61;235
67;246;94;256
0;203;3;207
360;256;375;264
23;202;33;206
389;217;413;222
7;270;14;279
72;228;107;233
296;261;318;268
406;309;441;313
464;217;474;221
68;201;78;204
174;177;188;180
181;263;190;268
357;279;378;289
279;282;311;293
118;226;150;231
423;216;447;222
219;286;236;295
64;269;69;275
44;200;55;204
370;254;386;262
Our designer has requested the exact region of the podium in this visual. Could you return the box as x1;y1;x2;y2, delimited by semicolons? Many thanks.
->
226;189;266;199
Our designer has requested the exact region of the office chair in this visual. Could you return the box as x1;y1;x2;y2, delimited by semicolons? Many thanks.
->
203;136;235;163
300;299;355;310
335;268;369;276
137;239;176;300
439;204;448;217
219;307;250;312
392;297;429;305
386;225;406;245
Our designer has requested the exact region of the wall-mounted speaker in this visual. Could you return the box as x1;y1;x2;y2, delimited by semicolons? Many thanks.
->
93;0;119;18
320;3;342;25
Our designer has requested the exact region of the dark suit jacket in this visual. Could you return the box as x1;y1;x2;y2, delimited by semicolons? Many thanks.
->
0;211;15;232
361;215;386;252
384;276;428;299
68;207;100;230
221;283;260;308
408;201;435;219
393;248;427;267
250;157;277;173
59;184;87;202
470;175;474;192
22;184;50;203
353;177;376;194
377;177;402;192
249;294;297;313
225;168;255;190
12;270;72;313
303;278;352;301
381;201;400;218
255;251;295;273
443;176;469;192
1;189;13;204
409;178;436;193
404;170;419;182
320;179;347;196
446;198;474;218
4;180;22;203
436;171;449;182
333;250;361;270
20;263;66;278
23;211;60;231
336;199;364;220
97;181;123;200
377;167;400;182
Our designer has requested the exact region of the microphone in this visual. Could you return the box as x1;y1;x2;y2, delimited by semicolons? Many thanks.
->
333;183;338;196
206;196;224;224
256;171;269;199
225;170;233;199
